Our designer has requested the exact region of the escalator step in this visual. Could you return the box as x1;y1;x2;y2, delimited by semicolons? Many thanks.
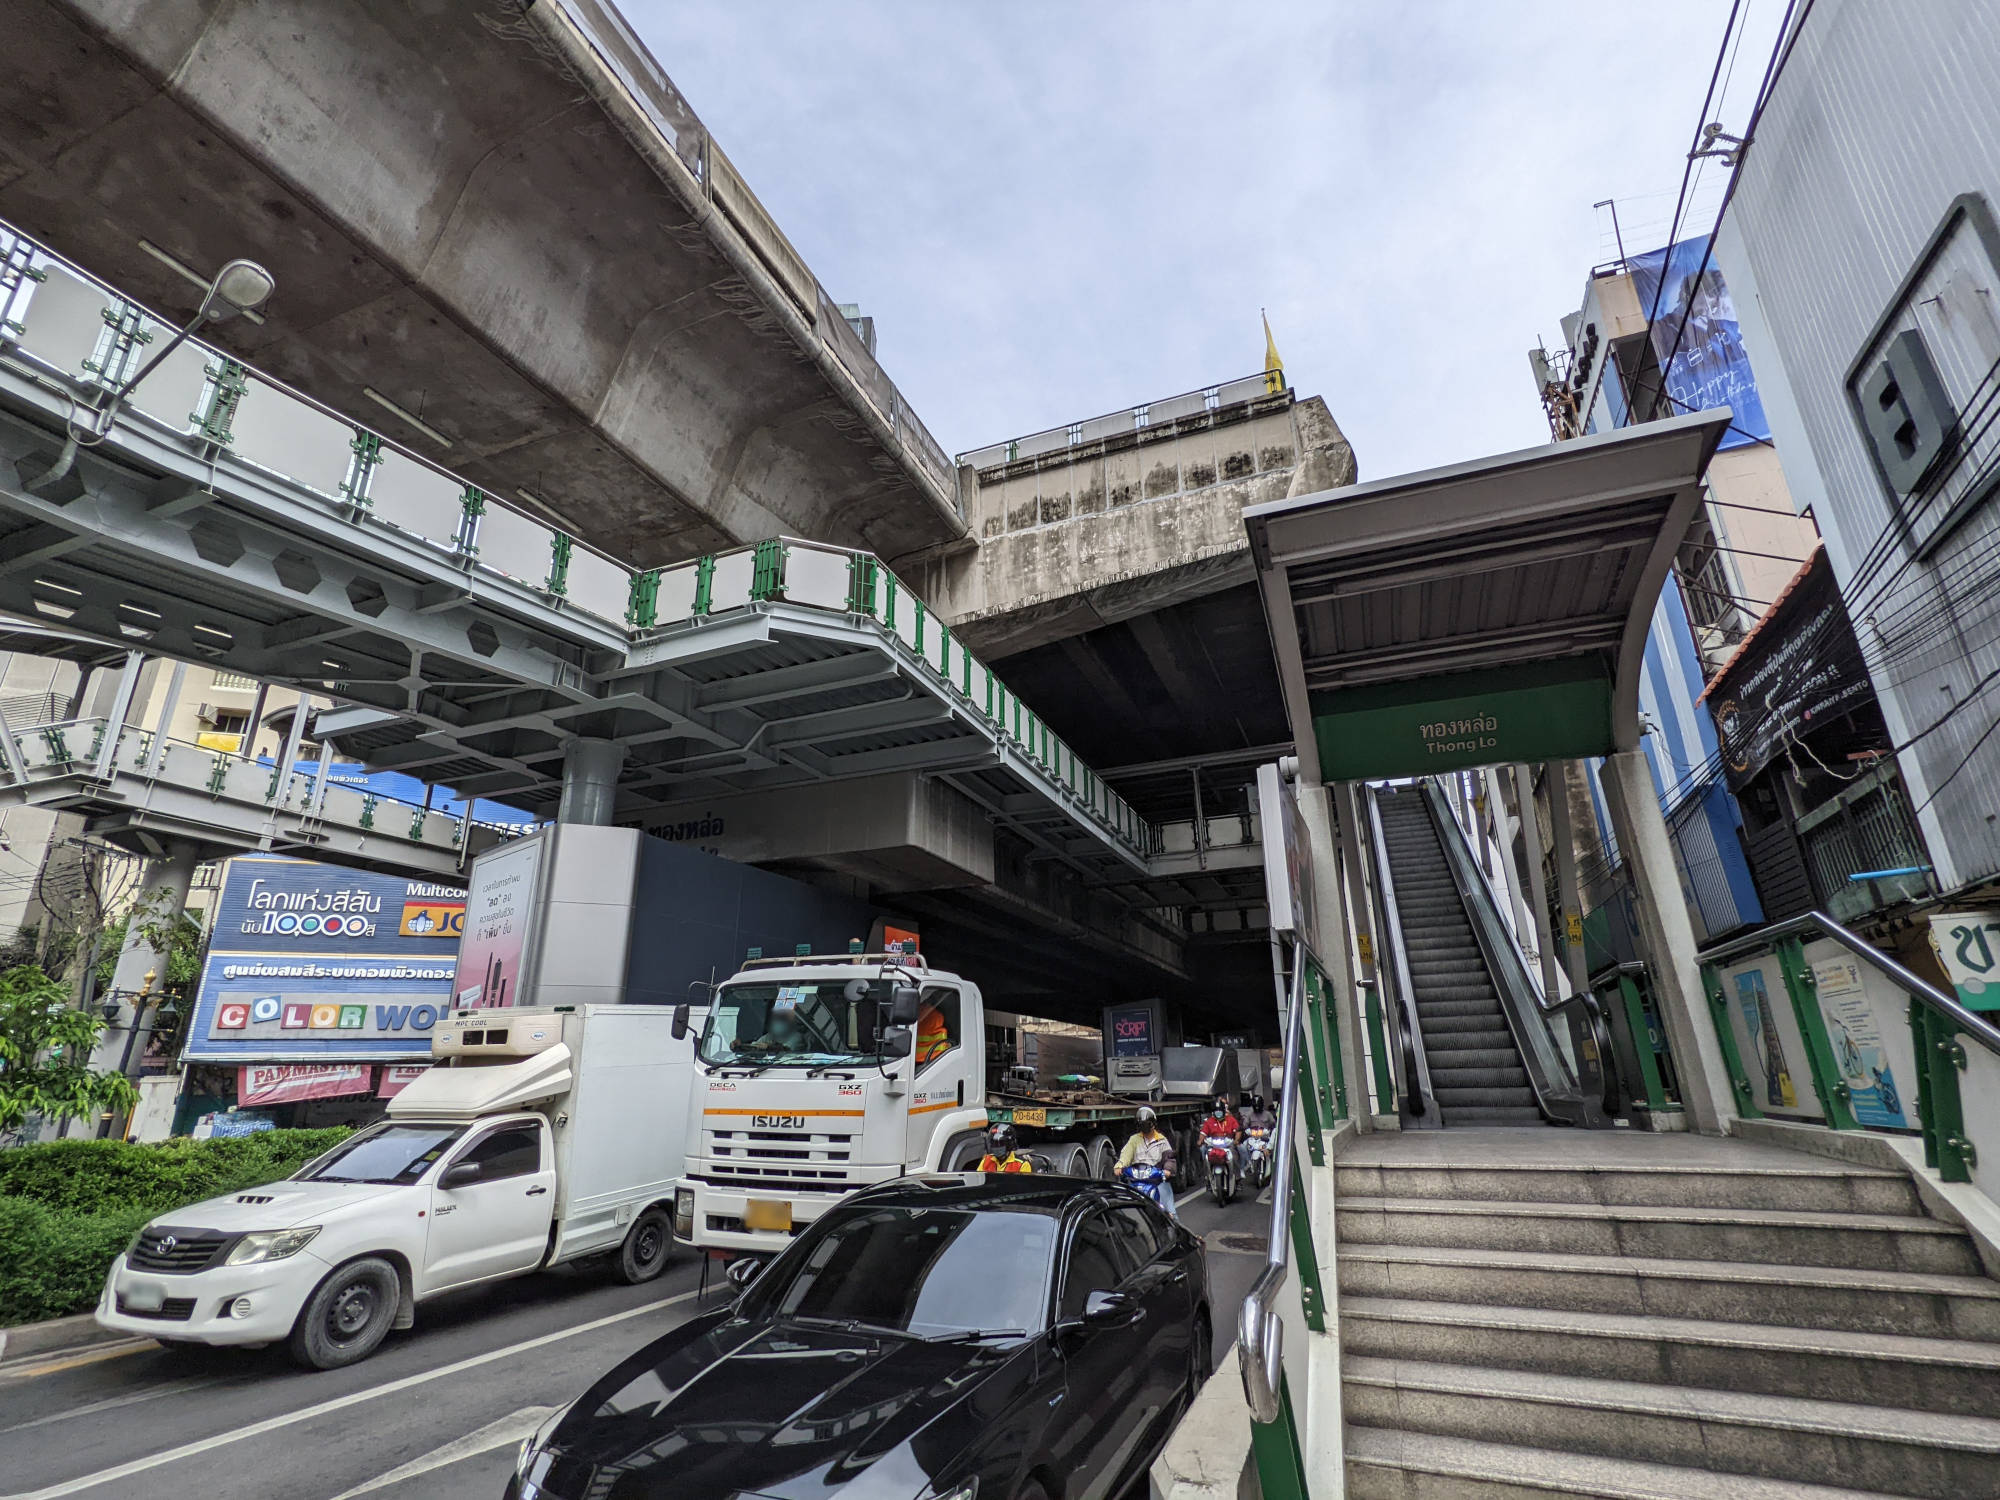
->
1430;1084;1538;1107
1414;994;1504;1014
1420;1024;1516;1049
1439;1105;1546;1125
1431;1067;1535;1090
1424;1046;1527;1071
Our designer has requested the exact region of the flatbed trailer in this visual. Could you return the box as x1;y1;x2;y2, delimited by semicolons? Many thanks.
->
985;1094;1210;1185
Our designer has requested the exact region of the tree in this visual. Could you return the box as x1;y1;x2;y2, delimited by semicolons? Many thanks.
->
0;966;138;1134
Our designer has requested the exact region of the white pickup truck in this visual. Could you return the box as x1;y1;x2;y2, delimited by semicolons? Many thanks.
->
95;1005;695;1368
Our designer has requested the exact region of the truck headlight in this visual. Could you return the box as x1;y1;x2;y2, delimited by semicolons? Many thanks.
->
674;1188;694;1239
223;1227;321;1265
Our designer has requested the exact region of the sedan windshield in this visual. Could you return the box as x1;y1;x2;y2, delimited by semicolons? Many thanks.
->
294;1122;464;1185
700;979;887;1068
748;1205;1055;1338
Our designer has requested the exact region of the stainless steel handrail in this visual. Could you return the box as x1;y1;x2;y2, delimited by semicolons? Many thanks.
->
1699;909;2000;1059
1365;786;1433;1117
1239;941;1308;1424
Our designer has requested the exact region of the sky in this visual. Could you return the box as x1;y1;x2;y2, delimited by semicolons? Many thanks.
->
623;1;1785;484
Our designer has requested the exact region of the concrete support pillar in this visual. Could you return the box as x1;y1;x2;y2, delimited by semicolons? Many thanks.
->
1545;761;1589;993
558;737;626;826
1299;781;1371;1133
1602;749;1734;1134
1513;764;1564;999
84;841;200;1134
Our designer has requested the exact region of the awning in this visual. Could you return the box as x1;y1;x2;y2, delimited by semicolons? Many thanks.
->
1245;411;1729;781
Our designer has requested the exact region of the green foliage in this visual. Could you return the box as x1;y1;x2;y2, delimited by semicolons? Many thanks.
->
0;966;138;1133
92;902;205;992
0;1128;352;1325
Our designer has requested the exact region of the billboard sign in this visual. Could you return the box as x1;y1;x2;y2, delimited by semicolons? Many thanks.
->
239;1063;374;1107
453;835;546;1009
1256;763;1316;939
184;857;464;1062
1627;236;1769;450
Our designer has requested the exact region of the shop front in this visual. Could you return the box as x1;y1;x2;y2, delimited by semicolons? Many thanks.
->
175;856;464;1135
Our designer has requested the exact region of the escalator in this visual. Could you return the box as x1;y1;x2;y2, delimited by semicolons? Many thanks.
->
1366;781;1612;1129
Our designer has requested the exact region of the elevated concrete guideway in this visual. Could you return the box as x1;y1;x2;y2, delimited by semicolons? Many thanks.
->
0;0;966;571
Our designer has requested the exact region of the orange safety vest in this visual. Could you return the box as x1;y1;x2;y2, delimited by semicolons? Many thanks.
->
916;1004;950;1066
978;1153;1033;1173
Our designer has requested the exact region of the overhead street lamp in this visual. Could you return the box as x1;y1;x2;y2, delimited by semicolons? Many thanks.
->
27;255;276;496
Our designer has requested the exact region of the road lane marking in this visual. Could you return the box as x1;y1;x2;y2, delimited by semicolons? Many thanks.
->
1;1288;699;1500
0;1342;153;1380
0;1376;228;1434
326;1404;558;1499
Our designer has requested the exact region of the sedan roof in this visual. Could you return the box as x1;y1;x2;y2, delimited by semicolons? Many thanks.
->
846;1172;1137;1216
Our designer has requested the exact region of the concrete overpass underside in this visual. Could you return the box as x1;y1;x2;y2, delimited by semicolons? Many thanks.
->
0;0;966;569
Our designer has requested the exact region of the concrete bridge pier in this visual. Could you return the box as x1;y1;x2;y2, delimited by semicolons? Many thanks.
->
557;738;627;827
83;837;201;1137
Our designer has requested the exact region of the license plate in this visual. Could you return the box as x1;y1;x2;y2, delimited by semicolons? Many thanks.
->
121;1281;166;1313
1011;1107;1046;1127
751;1114;805;1130
744;1200;792;1232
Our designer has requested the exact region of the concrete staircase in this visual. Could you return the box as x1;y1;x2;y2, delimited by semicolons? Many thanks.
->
1335;1132;2000;1498
1376;793;1541;1126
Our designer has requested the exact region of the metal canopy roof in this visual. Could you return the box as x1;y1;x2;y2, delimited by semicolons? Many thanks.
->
1245;411;1729;776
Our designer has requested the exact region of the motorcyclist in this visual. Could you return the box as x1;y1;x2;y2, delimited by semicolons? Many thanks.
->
976;1121;1034;1173
1115;1106;1178;1215
1240;1093;1278;1176
1199;1095;1242;1178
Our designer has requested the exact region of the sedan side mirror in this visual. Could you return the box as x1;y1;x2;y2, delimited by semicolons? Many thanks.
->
726;1256;765;1290
671;1004;691;1040
1082;1289;1143;1328
441;1161;481;1190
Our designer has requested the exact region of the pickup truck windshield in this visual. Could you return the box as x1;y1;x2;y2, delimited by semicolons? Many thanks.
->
295;1122;465;1185
748;1205;1054;1337
700;979;890;1068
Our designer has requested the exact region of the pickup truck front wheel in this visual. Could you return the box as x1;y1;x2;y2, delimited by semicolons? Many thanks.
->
617;1207;673;1284
289;1257;400;1370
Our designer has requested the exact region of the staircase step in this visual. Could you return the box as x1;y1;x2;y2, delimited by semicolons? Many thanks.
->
1342;1357;2000;1497
1438;1105;1546;1125
1339;1297;2000;1417
1345;1424;1934;1500
1334;1160;1923;1215
1336;1196;1981;1275
1336;1242;2000;1342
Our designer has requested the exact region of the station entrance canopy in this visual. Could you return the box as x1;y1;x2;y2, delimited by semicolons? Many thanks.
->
1243;412;1729;782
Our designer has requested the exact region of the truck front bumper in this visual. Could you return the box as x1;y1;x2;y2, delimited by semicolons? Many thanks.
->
94;1251;328;1346
683;1181;851;1255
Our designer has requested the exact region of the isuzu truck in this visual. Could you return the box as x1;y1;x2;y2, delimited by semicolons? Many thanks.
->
97;1005;695;1368
674;951;1209;1255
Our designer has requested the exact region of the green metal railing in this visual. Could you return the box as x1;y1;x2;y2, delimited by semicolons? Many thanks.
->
1700;911;2000;1186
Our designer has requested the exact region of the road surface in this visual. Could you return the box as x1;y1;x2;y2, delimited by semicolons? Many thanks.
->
0;1185;1270;1500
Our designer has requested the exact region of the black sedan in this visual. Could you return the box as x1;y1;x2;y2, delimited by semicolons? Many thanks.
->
509;1172;1213;1500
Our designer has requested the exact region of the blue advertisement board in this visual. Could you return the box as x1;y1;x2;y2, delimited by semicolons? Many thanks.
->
183;857;466;1062
1627;236;1770;450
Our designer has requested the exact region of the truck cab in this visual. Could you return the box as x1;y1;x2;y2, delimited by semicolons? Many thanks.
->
677;954;990;1254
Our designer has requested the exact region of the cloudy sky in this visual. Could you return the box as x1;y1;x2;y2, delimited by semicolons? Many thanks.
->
625;2;1782;483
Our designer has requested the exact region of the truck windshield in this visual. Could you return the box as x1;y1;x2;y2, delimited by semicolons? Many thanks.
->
747;1205;1054;1337
700;979;889;1067
294;1122;465;1185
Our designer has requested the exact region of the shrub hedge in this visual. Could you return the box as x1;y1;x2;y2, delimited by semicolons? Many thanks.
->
0;1129;352;1327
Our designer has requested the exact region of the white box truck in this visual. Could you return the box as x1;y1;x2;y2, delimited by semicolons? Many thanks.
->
96;1005;696;1369
674;953;1207;1256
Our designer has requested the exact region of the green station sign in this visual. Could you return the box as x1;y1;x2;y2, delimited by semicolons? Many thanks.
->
1311;657;1615;781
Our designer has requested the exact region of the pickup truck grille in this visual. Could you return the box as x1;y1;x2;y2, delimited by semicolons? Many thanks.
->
128;1229;233;1274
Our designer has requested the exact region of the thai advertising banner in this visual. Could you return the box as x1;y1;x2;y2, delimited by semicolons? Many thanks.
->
1627;236;1770;450
1811;955;1908;1128
239;1063;374;1107
1927;910;2000;1013
184;857;465;1063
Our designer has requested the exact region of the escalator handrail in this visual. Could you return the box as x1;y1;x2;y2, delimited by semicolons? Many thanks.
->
1364;785;1434;1118
1420;779;1593;1114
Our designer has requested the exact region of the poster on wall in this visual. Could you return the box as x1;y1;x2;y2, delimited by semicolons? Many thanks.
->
1733;968;1799;1110
1255;764;1315;940
184;857;465;1063
1811;956;1908;1128
453;834;546;1009
1626;235;1770;450
239;1063;374;1107
1927;911;2000;1013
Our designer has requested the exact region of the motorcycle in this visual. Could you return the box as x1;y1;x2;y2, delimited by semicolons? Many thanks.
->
1119;1162;1176;1217
1241;1128;1273;1192
1204;1139;1236;1206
